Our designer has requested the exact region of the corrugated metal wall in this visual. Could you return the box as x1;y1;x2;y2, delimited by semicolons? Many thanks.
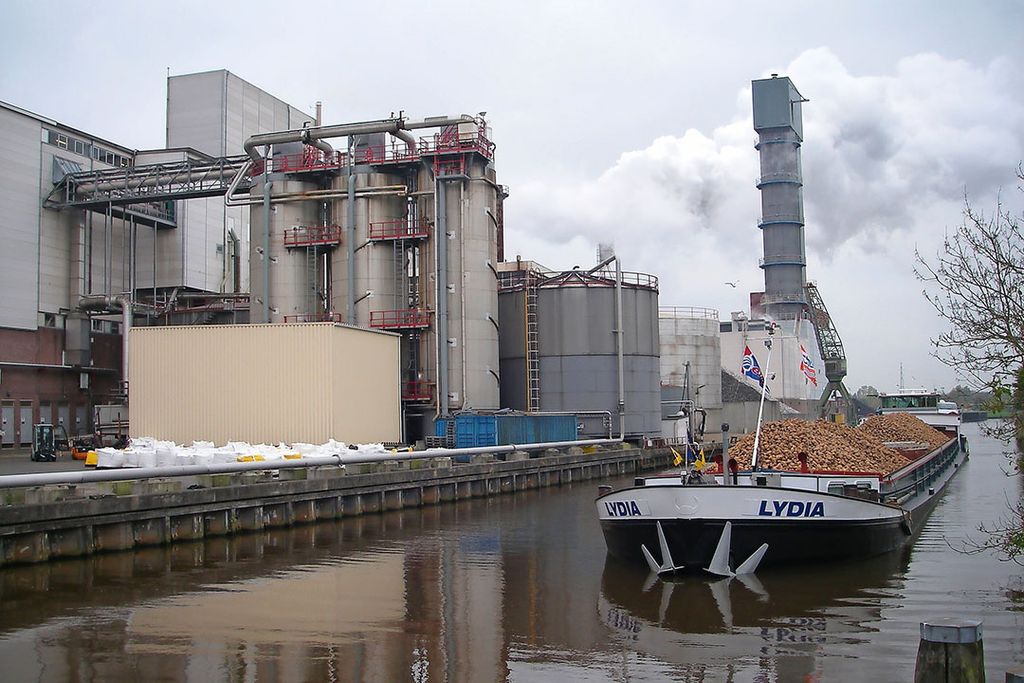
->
129;323;401;445
0;107;44;329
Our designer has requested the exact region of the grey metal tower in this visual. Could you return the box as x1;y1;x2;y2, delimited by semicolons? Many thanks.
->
752;75;807;321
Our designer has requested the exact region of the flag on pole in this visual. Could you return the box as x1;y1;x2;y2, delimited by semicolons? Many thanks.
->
671;447;683;467
800;343;818;387
742;345;768;394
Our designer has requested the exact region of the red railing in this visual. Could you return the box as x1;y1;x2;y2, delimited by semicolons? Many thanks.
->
368;218;429;240
252;146;340;175
250;127;495;175
369;308;432;329
402;381;434;402
283;225;342;248
282;313;344;323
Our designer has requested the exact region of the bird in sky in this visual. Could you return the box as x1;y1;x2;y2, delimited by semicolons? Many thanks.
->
724;281;737;288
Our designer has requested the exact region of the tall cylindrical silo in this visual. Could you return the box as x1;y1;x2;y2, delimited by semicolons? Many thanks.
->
499;269;661;439
249;177;319;322
330;170;407;325
658;306;723;441
426;156;500;413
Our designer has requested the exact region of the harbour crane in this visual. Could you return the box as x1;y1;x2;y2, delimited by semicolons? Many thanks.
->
804;282;857;425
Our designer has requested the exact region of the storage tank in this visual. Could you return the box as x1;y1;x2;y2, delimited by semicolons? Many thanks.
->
659;306;723;442
330;154;500;426
498;267;661;439
249;177;320;322
330;170;407;325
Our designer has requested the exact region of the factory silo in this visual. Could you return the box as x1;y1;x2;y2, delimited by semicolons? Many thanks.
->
752;75;807;322
658;306;723;442
329;169;407;325
498;265;661;439
249;176;322;322
326;123;501;438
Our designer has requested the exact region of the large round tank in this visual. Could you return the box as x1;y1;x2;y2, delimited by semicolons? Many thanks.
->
332;158;500;417
499;270;661;439
249;177;319;322
659;306;723;441
659;306;722;407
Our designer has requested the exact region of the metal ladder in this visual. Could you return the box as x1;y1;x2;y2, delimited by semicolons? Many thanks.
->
526;274;540;411
305;246;318;316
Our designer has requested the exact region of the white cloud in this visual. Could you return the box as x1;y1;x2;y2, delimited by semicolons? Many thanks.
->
503;48;1024;390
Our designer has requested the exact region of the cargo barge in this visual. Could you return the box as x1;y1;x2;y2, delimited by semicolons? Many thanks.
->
596;414;966;576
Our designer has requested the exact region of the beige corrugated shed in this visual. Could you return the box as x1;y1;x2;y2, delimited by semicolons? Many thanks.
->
128;323;401;445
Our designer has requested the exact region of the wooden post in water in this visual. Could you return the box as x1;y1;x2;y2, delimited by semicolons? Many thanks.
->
913;618;984;682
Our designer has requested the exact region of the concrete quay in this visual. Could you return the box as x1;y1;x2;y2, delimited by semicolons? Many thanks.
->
0;444;670;566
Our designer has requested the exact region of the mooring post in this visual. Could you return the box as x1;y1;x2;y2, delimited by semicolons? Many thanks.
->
913;618;985;683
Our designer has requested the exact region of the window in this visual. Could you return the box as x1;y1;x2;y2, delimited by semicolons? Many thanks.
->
73;139;86;156
55;133;68;149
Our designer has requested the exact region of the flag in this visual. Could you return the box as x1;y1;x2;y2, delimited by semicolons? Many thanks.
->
695;447;706;471
742;345;766;388
671;447;683;467
800;344;818;387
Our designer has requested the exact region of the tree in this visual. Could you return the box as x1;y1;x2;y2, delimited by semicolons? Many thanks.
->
914;164;1024;564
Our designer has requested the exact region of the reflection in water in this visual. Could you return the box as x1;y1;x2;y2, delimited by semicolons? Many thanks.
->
598;551;908;681
0;423;1021;681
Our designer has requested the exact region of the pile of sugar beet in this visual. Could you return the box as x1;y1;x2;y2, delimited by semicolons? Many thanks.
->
725;412;951;474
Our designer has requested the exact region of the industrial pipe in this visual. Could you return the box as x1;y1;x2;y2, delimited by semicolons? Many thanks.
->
227;185;408;207
0;438;622;489
302;129;334;157
346;138;356;324
393;129;417;155
615;257;624;440
242;114;476;162
117;294;131;396
436;174;450;416
71;162;248;194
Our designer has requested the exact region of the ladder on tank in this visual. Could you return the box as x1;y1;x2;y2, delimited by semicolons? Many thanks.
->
305;246;319;316
525;273;541;411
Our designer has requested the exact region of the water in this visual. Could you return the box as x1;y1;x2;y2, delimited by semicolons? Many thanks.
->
0;422;1020;681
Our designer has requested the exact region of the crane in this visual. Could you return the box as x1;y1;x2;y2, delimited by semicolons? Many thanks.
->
804;282;857;425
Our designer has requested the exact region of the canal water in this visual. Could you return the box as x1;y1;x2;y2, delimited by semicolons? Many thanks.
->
0;422;1020;682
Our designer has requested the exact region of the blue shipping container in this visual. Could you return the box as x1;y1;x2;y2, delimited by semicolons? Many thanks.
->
435;414;578;449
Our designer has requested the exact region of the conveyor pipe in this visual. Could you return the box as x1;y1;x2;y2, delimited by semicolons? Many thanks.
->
243;115;475;162
0;438;622;489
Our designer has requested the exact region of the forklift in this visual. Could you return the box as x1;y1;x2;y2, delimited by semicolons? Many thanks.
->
30;423;70;462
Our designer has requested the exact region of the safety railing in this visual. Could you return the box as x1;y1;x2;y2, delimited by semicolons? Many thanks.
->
369;308;432;329
368;218;429;241
283;225;343;248
282;313;344;323
402;381;435;402
658;306;719;320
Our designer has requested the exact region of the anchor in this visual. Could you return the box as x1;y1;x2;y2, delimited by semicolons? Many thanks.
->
641;521;768;578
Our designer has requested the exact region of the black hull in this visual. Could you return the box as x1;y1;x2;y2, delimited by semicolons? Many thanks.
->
600;516;910;571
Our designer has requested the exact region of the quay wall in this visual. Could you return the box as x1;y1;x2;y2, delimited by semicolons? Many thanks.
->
0;445;670;566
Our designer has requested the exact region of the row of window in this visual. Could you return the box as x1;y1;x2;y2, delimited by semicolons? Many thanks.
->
42;128;131;168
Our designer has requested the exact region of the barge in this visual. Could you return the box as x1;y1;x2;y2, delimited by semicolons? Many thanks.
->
597;415;966;576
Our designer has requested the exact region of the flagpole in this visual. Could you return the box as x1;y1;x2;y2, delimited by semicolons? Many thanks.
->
751;323;777;471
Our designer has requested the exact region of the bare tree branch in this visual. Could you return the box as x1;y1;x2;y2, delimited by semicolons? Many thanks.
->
915;164;1024;562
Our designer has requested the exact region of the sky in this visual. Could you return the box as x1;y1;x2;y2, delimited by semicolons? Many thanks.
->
2;0;1023;393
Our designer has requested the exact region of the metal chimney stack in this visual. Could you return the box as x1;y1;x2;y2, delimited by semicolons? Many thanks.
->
752;75;807;321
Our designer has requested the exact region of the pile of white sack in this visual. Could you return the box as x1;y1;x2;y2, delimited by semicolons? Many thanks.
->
92;438;389;469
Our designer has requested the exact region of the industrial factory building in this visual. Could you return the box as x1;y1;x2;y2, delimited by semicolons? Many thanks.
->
0;68;841;449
